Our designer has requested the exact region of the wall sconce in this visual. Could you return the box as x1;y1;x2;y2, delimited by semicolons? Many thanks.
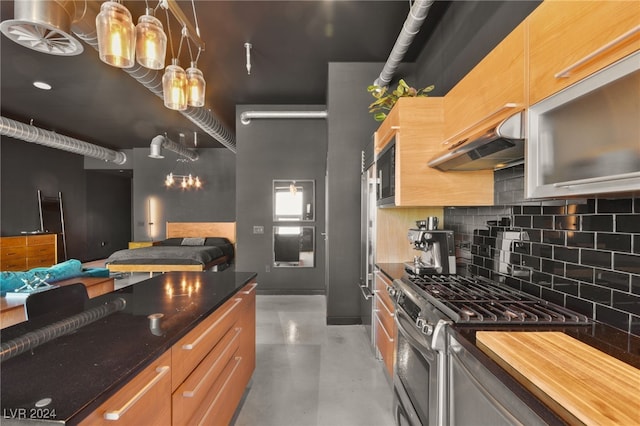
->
135;8;167;70
96;1;135;68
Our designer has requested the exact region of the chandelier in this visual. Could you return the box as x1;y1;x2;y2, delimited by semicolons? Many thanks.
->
165;158;202;189
96;0;206;110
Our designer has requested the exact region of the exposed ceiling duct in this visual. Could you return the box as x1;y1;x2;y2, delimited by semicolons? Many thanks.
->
1;0;237;153
0;0;84;56
0;116;127;165
148;134;199;161
240;110;328;125
375;0;434;87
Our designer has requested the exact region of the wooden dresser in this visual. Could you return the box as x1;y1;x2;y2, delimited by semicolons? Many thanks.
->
0;234;57;271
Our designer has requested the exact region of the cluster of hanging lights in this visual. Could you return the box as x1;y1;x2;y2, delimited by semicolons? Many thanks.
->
165;159;202;189
95;0;205;110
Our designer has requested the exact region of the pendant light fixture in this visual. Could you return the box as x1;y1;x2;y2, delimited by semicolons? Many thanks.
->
96;1;135;68
135;8;167;70
163;58;188;110
186;60;205;107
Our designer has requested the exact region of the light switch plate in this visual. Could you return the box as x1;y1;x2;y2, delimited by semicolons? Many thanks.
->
253;225;264;234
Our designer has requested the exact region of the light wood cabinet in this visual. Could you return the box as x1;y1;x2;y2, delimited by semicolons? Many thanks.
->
528;0;640;105
80;351;172;426
171;280;256;425
374;97;494;207
0;234;57;271
79;280;256;425
443;21;526;144
374;271;396;377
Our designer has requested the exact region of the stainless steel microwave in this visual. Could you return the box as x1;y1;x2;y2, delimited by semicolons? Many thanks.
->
376;138;395;206
526;51;640;198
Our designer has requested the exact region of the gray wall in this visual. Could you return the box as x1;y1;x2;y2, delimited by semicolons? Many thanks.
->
235;105;327;294
0;137;130;262
132;148;236;241
327;63;385;324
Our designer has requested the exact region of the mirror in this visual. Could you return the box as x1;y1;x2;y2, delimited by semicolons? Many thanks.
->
273;180;315;221
273;226;315;267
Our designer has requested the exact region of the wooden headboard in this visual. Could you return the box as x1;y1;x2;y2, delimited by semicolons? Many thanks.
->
166;222;236;244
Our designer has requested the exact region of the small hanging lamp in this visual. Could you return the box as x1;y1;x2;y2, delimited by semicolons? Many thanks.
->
96;1;135;68
135;8;167;70
186;61;205;107
163;58;188;110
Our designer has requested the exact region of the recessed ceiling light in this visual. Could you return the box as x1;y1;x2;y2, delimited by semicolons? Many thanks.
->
33;81;52;90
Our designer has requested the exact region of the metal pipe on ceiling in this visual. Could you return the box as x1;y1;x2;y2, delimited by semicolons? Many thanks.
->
240;110;328;125
0;116;128;165
148;134;199;161
375;0;434;87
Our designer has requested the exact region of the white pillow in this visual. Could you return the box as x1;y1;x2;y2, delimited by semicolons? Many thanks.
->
181;237;206;246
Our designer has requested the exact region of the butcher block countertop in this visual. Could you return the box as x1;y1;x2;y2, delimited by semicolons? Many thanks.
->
477;331;640;426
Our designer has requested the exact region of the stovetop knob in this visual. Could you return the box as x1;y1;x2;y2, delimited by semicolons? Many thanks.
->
387;286;397;298
421;323;434;336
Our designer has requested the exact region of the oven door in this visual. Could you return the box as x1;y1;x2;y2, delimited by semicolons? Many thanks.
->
393;308;442;426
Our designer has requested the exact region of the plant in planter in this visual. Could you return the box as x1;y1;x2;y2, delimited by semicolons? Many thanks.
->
367;79;434;122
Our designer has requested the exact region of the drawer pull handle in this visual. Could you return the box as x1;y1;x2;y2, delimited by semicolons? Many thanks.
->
240;282;258;295
182;327;242;398
182;298;242;350
196;356;243;426
555;25;640;78
442;103;520;145
103;365;169;421
375;314;394;343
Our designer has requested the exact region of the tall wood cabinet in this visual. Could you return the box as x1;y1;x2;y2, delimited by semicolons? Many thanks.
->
528;0;640;105
0;234;57;271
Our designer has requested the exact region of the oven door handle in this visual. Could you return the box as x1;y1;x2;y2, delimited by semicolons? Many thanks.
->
394;308;436;361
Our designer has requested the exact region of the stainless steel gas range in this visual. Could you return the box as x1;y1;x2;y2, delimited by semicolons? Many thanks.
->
388;271;590;426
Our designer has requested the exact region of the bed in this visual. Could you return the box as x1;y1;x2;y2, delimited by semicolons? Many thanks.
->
106;222;235;273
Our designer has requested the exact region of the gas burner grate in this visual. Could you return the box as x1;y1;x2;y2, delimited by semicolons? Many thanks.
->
402;273;590;324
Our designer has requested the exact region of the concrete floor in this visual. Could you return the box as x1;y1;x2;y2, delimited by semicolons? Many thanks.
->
232;295;395;426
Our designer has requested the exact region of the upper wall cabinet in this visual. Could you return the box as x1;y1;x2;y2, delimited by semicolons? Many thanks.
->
528;0;640;105
374;98;493;207
443;22;527;143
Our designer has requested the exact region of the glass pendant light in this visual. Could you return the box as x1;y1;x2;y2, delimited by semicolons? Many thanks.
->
135;9;167;70
186;62;205;107
96;1;135;68
163;59;188;110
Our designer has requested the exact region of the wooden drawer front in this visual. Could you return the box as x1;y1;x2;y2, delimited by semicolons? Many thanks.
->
27;234;55;246
375;272;395;311
375;312;395;378
1;245;27;261
171;296;242;391
238;282;257;385
0;258;27;271
0;236;26;248
172;326;242;426
27;256;56;269
27;244;55;258
529;1;640;104
191;354;244;426
444;22;526;141
79;351;171;426
375;295;395;337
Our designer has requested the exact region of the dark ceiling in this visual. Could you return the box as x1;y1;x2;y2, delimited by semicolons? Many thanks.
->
0;0;449;151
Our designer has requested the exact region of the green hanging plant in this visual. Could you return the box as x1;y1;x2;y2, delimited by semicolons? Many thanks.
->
367;79;435;122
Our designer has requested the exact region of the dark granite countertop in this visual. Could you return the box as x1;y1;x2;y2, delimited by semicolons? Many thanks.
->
0;270;257;425
376;263;640;422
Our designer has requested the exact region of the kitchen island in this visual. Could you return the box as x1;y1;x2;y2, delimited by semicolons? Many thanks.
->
0;270;257;425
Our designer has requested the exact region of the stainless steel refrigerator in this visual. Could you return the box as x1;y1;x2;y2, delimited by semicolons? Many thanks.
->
359;141;377;345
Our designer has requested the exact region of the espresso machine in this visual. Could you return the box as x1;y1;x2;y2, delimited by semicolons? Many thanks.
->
404;228;456;275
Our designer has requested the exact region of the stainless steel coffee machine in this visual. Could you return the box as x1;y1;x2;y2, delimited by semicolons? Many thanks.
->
405;229;456;275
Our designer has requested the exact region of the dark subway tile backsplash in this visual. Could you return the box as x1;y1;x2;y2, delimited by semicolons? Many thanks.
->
444;189;640;336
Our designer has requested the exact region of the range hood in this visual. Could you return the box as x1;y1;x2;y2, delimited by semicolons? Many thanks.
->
428;111;525;171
